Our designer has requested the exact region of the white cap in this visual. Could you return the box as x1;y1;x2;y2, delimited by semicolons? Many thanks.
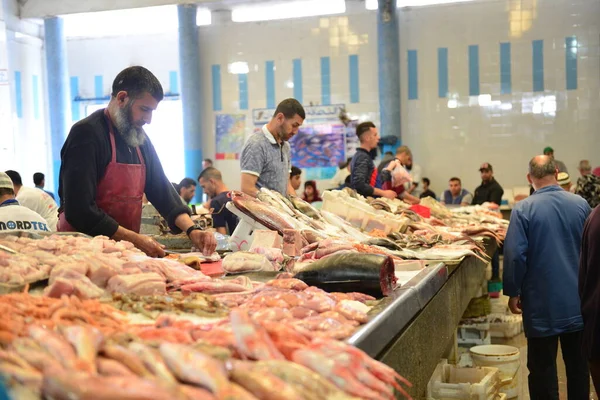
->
0;172;14;191
557;172;571;186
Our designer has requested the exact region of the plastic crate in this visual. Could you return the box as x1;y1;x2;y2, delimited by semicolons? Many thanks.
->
427;359;500;400
489;296;510;315
458;318;491;346
458;330;492;346
488;314;523;339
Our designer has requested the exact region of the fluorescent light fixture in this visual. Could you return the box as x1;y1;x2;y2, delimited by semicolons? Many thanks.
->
478;94;492;106
365;0;378;10
532;95;556;115
542;97;557;114
63;5;211;38
228;62;249;75
232;0;346;23
366;0;474;10
196;8;211;26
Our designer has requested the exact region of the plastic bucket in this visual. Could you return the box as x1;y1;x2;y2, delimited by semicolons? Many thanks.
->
470;345;521;399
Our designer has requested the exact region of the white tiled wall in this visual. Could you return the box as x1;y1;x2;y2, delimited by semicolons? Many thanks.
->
18;0;600;196
1;33;51;189
398;0;600;195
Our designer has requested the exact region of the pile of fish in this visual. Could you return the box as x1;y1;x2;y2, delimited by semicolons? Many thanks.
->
205;277;375;340
0;234;263;299
230;188;505;266
0;293;126;344
109;292;229;319
0;293;411;400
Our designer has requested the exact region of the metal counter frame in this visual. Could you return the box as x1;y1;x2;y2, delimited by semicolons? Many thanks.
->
348;241;496;399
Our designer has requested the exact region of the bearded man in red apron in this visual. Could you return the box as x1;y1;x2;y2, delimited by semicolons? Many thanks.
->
58;66;215;257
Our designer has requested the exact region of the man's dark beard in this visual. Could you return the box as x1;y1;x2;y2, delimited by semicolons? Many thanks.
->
113;101;146;147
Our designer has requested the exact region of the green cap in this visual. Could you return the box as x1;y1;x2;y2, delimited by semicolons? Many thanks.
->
543;146;554;154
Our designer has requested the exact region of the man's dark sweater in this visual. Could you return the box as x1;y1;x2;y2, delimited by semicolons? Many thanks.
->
350;148;377;197
472;178;504;205
58;109;190;237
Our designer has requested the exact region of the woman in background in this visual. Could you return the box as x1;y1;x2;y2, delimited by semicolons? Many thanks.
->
302;181;322;203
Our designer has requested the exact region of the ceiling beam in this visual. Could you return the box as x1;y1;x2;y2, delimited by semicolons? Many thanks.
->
19;0;211;18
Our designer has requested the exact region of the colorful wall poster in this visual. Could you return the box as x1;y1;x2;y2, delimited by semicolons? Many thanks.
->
289;124;345;171
215;114;246;159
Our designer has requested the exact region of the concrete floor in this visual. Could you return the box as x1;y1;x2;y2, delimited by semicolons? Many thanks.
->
495;333;597;399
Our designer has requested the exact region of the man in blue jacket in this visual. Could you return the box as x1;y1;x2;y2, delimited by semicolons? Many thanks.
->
504;155;591;399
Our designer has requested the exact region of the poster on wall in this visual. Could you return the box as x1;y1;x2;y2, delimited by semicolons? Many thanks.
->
344;120;359;159
252;104;350;180
290;124;345;180
215;114;246;160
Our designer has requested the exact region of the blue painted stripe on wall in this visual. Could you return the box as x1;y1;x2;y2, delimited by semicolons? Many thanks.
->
468;45;480;96
320;57;331;106
32;75;40;120
94;75;103;104
184;149;203;191
292;59;303;104
437;48;448;98
70;76;80;121
14;71;22;118
532;40;544;92
349;55;359;103
52;160;61;204
211;65;222;111
500;43;512;94
265;61;275;108
169;71;178;94
565;36;577;90
238;73;249;110
407;50;418;100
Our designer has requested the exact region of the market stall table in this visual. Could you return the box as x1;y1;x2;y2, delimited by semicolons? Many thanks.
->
348;240;496;399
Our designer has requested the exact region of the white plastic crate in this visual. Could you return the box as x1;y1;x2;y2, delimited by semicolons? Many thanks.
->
427;359;500;400
458;330;492;346
458;317;491;345
488;314;523;339
490;295;510;315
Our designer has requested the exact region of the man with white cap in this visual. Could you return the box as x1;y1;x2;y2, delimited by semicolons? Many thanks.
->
557;172;573;192
0;172;51;234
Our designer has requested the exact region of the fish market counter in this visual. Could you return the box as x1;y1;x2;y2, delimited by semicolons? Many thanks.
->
348;240;497;399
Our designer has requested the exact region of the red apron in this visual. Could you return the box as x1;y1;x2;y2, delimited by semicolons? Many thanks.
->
58;109;146;233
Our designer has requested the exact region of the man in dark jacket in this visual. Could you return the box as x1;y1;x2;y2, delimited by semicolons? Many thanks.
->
472;162;504;206
473;162;505;280
349;122;397;199
579;206;600;394
505;156;591;399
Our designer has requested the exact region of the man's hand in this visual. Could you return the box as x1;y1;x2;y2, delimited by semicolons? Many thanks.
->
382;190;398;199
132;234;166;258
508;296;522;314
401;193;420;205
190;230;217;256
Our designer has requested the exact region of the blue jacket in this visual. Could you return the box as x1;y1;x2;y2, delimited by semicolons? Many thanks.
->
443;189;470;205
503;185;591;337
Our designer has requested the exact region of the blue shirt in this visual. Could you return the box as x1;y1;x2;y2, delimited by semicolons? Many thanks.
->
503;185;591;337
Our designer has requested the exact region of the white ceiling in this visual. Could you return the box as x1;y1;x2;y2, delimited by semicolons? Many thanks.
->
17;0;295;18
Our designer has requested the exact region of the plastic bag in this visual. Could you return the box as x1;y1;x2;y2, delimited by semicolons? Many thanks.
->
391;164;413;187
